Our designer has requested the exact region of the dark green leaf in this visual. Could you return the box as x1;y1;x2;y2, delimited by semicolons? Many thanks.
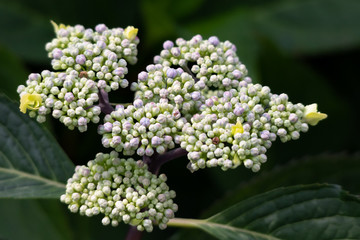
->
169;184;360;240
0;95;74;198
0;199;72;240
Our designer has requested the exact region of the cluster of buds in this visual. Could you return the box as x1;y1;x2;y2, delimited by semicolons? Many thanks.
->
180;82;317;172
131;65;206;120
61;151;178;232
98;100;183;156
18;70;101;131
154;35;249;91
18;23;139;131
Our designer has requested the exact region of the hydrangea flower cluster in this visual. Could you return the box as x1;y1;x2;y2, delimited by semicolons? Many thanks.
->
180;83;311;172
17;23;139;131
61;151;178;232
98;100;183;156
18;22;327;233
131;65;206;120
153;35;249;91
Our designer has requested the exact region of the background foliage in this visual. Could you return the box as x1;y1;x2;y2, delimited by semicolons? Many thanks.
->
0;0;359;239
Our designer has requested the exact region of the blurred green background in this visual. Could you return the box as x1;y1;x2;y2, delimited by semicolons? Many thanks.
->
0;0;359;239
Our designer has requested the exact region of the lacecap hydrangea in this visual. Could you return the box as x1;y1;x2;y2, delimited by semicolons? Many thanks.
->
18;22;139;131
17;22;327;232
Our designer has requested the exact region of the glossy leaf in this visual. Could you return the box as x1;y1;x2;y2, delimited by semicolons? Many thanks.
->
169;184;360;240
0;95;74;198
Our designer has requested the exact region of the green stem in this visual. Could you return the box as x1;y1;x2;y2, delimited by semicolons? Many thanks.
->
167;217;205;229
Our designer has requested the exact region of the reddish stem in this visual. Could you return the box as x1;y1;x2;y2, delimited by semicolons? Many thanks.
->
98;89;114;114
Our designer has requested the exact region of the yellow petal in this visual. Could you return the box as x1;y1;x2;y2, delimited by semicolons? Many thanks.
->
19;93;42;114
231;121;244;135
123;26;138;40
304;112;328;126
303;103;327;126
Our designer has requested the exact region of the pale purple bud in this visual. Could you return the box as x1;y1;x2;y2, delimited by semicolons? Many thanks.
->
84;49;93;57
64;92;74;103
103;122;113;132
97;41;107;49
130;138;140;147
224;102;232;111
262;113;271;121
191;52;200;61
234;107;244;116
123;121;132;130
164;135;172;144
191;91;201;101
176;68;184;75
154;55;161;63
145;146;154;156
112;136;122;145
208;36;220;46
174;95;183;104
172;109;181;119
97;80;107;89
95;24;107;33
166;68;177;78
171;47;181;57
107;52;117;62
140;117;150;127
133;99;143;108
277;104;285;111
222;78;231;86
113;67;125;76
52;48;63;59
192;114;202;122
205;99;214;107
86;80;96;89
29;73;41;81
58;29;69;37
260;130;270;140
251;148;259;156
151;136;162;146
225;49;234;57
138;71;148;81
289;113;298;123
159;89;169;98
146;65;155;72
78;117;87;126
277;128;287;137
76;54;86;65
163;40;174;50
223;91;232;99
157;114;167;124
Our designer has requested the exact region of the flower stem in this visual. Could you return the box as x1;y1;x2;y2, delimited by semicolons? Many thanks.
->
98;89;114;114
148;148;188;174
167;218;204;228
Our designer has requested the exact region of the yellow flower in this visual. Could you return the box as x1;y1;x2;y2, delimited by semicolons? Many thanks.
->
303;103;327;126
231;121;244;135
19;93;42;114
123;26;138;40
50;20;69;33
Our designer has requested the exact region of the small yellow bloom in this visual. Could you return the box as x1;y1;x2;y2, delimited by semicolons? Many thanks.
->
231;121;244;135
19;93;42;114
123;26;138;40
303;103;327;126
50;20;69;33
